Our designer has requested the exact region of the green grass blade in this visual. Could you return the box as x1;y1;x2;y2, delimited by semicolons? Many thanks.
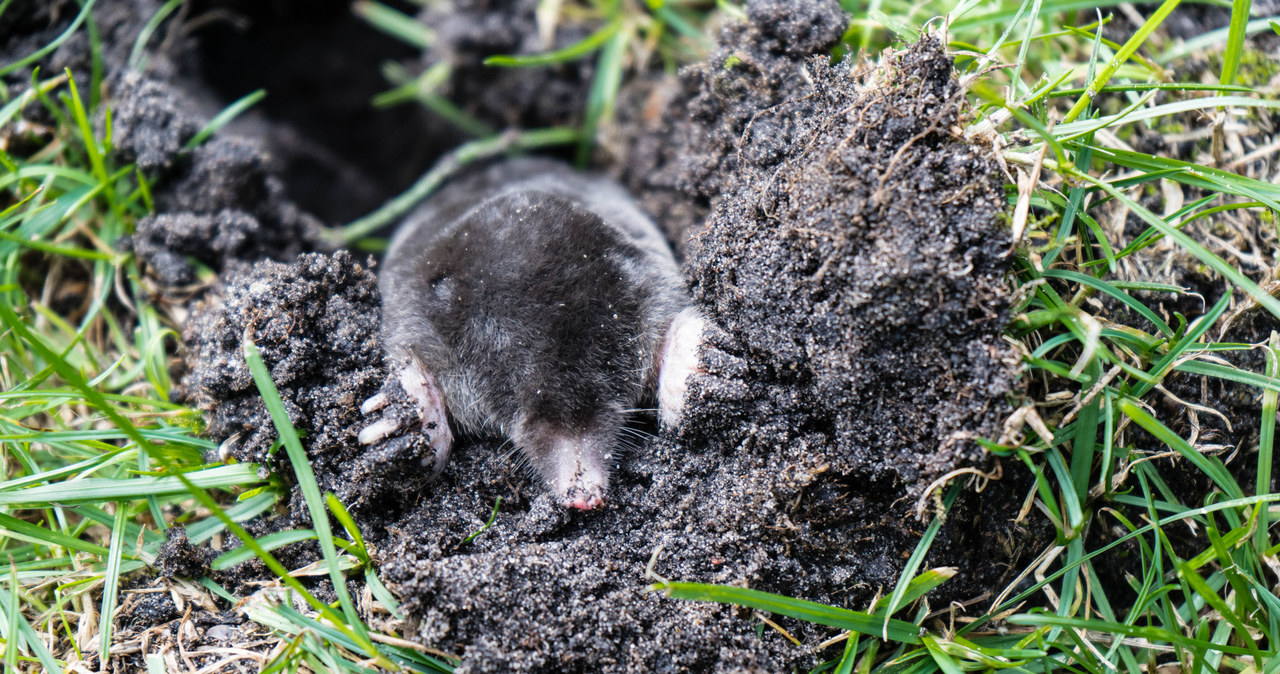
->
1071;363;1101;504
184;89;267;150
128;0;184;71
336;126;579;242
1007;0;1044;102
365;567;404;620
653;582;922;643
835;630;858;674
353;0;434;49
1073;167;1280;322
576;28;628;165
0;0;97;77
1042;269;1172;336
212;529;318;570
1079;145;1280;210
880;485;958;636
13;598;61;673
1118;399;1244;500
325;493;368;563
1175;559;1263;662
62;72;113;211
1055;95;1280;141
1174;360;1280;394
1008;613;1255;656
4;563;18;672
1048;82;1255;97
1062;0;1181;123
921;635;963;674
1259;333;1279;552
0;72;68;129
484;17;621;67
97;501;128;668
186;490;280;545
879;568;956;617
143;443;378;658
242;336;370;646
0;464;261;506
964;492;1280;636
1131;288;1233;399
459;497;501;547
1220;0;1253;85
0;511;111;557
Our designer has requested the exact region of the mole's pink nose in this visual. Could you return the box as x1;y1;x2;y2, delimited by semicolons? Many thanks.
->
562;492;604;510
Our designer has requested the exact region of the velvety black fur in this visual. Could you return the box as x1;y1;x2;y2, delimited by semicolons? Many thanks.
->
407;192;646;429
379;158;689;505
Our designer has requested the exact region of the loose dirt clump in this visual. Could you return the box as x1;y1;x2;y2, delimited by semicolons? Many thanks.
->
609;0;850;252
180;251;425;513
371;33;1026;673
688;38;1015;496
156;525;216;579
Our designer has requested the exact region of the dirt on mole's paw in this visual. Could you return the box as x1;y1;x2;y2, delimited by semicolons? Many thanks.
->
181;251;416;515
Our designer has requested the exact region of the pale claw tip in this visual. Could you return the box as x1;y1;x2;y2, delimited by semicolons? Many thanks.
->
360;392;389;415
358;418;400;445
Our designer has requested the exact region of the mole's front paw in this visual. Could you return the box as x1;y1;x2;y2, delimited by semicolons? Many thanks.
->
358;360;453;474
657;307;708;428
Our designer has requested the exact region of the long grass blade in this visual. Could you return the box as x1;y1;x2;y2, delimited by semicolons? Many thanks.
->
242;337;370;646
653;582;922;643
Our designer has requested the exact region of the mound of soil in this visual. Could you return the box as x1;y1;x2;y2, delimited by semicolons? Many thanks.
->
609;0;850;253
6;0;1031;671
368;32;1029;672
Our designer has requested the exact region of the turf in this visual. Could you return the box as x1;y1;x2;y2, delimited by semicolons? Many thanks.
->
2;0;1279;672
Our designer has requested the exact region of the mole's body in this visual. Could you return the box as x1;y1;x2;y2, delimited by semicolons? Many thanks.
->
360;158;702;509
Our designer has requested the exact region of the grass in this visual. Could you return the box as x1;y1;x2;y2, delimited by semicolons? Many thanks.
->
647;2;1280;672
358;0;720;164
3;0;1280;672
0;25;451;674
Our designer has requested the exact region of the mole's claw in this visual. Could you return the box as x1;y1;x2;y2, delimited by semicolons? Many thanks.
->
355;359;454;475
398;360;453;473
360;392;389;415
358;417;401;445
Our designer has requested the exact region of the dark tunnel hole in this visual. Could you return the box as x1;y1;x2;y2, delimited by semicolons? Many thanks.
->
186;0;438;224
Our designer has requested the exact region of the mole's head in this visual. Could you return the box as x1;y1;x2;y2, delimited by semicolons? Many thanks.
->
422;190;672;509
514;418;620;510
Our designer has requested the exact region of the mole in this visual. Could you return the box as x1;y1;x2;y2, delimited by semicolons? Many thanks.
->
358;158;704;509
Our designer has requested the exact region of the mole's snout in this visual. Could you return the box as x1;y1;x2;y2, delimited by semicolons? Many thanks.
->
521;427;612;511
562;485;605;511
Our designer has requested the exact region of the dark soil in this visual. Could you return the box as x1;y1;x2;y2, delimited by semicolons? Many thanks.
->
608;0;850;253
187;17;1026;674
5;0;1036;671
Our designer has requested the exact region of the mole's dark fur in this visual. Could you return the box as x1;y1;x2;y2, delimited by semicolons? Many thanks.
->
370;158;698;509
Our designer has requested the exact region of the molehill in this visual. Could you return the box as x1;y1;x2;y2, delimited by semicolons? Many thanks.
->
3;0;1033;671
